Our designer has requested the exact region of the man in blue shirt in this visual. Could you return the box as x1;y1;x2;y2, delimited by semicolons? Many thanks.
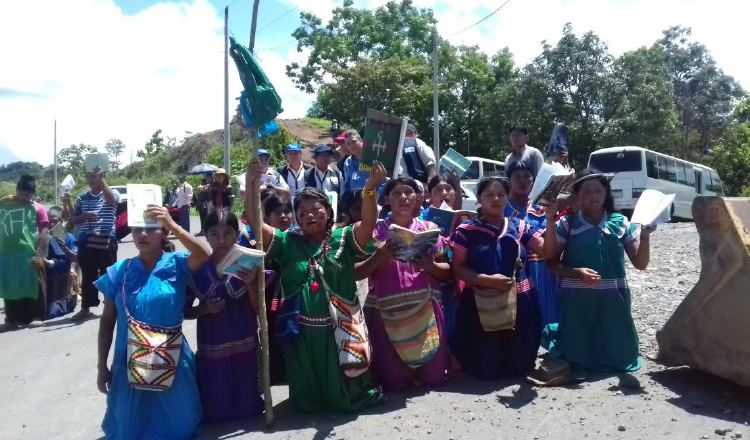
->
342;129;370;195
70;171;119;321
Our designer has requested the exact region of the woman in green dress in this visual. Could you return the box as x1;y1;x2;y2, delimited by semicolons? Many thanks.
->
245;159;387;413
542;170;655;376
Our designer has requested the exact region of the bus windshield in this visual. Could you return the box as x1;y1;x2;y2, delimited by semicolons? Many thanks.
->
589;151;643;173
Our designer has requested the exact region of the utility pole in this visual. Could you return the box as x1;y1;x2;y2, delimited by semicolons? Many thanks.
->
223;6;230;173
54;120;58;205
431;31;440;160
249;0;260;52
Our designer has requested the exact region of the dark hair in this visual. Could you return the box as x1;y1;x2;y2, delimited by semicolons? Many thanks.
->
509;126;528;136
383;177;422;197
572;168;616;213
260;187;278;203
161;237;176;252
427;174;460;195
293;188;335;232
205;208;240;234
476;176;510;199
17;174;36;193
263;192;292;218
340;190;363;224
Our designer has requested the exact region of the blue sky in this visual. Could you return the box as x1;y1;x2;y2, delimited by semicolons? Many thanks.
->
0;0;747;168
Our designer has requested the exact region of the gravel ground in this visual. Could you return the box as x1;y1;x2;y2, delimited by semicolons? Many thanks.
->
1;222;749;440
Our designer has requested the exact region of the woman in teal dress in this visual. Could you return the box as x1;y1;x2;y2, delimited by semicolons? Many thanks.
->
95;205;210;439
542;170;654;375
244;160;387;413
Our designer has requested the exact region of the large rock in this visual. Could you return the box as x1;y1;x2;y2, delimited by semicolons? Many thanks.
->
656;196;750;387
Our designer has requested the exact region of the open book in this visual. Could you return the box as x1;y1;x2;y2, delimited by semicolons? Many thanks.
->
423;207;477;236
386;223;441;263
217;244;266;277
529;162;575;205
630;189;675;226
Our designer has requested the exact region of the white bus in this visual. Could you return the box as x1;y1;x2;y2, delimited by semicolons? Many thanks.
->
587;146;724;220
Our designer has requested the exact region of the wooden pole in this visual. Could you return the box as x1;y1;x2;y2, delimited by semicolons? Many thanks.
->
248;0;273;426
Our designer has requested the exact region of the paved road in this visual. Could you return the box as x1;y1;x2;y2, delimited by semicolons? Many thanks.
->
1;220;749;440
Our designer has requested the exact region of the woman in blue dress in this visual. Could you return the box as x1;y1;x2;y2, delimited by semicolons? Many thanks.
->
95;205;210;439
503;162;560;330
450;177;544;379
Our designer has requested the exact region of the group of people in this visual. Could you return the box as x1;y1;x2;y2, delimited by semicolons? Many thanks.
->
0;124;655;439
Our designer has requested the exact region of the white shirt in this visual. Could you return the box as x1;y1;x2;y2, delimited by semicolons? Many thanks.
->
260;169;290;191
284;164;306;195
175;182;193;208
396;137;436;178
313;167;342;197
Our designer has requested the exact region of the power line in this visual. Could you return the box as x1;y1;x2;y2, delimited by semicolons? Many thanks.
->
256;5;298;34
260;39;296;52
454;0;512;35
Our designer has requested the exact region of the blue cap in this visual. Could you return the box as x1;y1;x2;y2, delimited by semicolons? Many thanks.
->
285;143;302;153
258;148;270;157
505;160;533;178
313;144;333;156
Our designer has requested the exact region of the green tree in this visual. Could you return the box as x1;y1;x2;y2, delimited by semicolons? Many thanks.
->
104;139;126;170
600;46;680;154
287;0;436;93
58;143;98;176
711;123;750;196
137;129;169;159
658;26;745;154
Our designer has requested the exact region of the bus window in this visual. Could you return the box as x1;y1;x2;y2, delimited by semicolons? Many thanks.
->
709;171;725;195
665;159;677;182
657;156;668;180
589;150;643;173
465;161;480;179
646;152;659;179
686;166;695;186
676;162;688;185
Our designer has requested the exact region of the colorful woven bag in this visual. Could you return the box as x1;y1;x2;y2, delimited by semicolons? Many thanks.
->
121;260;183;391
314;264;371;378
379;290;440;369
474;258;520;332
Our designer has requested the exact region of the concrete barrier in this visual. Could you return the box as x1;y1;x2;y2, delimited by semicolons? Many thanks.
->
656;196;750;387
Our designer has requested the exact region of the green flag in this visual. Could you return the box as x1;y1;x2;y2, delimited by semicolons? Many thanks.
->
0;201;39;301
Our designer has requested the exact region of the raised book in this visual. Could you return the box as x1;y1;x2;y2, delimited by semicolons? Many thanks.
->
127;184;163;228
359;109;406;177
423;207;477;236
386;223;441;263
216;244;266;277
84;153;110;173
630;189;675;226
529;162;575;206
439;148;472;178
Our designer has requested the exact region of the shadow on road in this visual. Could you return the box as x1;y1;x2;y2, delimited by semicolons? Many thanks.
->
650;366;750;423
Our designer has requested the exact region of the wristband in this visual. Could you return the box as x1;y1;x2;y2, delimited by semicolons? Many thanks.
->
363;189;376;197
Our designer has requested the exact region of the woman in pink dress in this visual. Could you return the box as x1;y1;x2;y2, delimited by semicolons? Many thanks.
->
356;177;452;390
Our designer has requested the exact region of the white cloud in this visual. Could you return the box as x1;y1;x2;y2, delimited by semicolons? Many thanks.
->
2;0;745;168
420;0;749;90
0;0;236;166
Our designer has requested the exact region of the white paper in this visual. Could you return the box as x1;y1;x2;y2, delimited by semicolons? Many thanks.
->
235;173;246;193
630;189;676;226
529;162;573;204
326;190;338;221
127;184;163;228
60;174;75;192
439;201;452;210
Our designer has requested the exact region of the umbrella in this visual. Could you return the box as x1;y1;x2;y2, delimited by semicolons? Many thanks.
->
188;163;218;175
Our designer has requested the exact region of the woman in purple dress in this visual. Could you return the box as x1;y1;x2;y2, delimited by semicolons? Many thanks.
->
186;209;264;423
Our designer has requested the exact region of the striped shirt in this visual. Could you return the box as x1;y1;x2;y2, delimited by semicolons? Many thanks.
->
75;189;120;239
